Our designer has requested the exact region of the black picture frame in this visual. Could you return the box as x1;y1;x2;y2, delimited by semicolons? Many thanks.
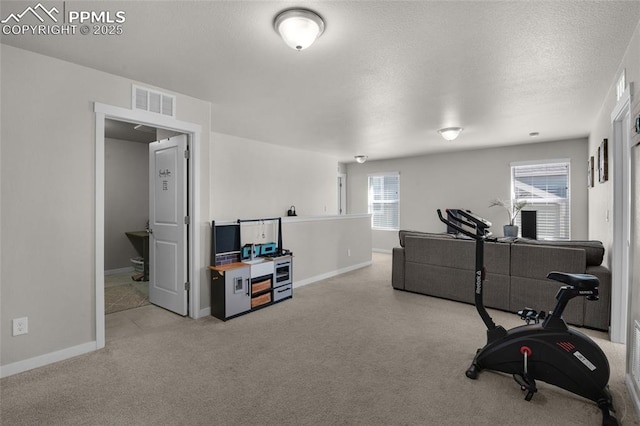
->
598;139;608;183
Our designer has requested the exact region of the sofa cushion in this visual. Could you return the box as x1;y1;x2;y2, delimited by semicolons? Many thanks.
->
405;235;474;270
399;230;454;247
510;244;586;279
510;276;584;326
509;243;587;328
404;262;510;311
484;241;511;276
583;265;612;330
513;238;604;266
405;235;511;275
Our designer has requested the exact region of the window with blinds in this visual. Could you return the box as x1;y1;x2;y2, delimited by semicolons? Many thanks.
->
511;161;570;240
368;173;400;230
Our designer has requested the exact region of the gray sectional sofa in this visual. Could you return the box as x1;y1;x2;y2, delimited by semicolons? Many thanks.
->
391;231;611;330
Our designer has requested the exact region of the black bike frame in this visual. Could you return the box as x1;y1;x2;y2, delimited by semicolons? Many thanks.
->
437;209;506;342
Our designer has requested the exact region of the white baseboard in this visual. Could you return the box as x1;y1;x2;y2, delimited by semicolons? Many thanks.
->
294;260;372;288
372;248;392;254
3;262;373;377
0;341;97;378
626;374;640;420
198;307;211;319
105;266;134;276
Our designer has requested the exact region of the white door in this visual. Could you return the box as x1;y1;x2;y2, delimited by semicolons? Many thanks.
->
148;134;188;315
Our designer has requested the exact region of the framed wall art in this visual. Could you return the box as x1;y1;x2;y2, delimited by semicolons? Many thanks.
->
588;156;594;188
598;138;608;183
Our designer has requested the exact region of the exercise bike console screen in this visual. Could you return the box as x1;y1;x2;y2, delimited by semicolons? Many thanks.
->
438;209;491;240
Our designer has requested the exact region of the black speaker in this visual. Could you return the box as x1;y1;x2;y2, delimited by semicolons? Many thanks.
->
521;210;537;239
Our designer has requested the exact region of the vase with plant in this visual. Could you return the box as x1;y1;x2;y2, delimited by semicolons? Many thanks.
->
489;198;528;237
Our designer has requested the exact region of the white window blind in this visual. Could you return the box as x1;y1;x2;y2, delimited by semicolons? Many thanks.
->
512;161;570;240
368;173;399;230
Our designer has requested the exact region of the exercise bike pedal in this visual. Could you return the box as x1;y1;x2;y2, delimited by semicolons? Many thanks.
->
513;373;537;401
517;307;546;324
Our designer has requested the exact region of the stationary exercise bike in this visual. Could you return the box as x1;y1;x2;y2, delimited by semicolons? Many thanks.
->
437;209;618;426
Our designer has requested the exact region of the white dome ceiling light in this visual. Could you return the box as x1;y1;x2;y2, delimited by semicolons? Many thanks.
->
437;127;464;141
354;155;368;164
274;9;325;51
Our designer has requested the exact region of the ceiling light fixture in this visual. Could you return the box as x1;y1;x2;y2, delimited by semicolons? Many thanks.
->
355;155;368;164
437;127;464;141
274;8;325;51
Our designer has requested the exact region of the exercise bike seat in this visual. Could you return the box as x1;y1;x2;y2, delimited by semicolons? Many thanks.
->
547;272;599;290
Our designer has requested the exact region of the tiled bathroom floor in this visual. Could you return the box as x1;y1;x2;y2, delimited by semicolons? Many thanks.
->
104;272;149;314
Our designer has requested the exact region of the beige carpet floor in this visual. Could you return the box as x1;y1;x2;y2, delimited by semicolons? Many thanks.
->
1;253;638;425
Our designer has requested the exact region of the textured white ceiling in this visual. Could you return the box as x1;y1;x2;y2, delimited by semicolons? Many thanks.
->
2;1;639;162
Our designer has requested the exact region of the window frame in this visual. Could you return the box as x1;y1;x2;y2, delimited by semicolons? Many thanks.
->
510;159;571;240
367;172;400;231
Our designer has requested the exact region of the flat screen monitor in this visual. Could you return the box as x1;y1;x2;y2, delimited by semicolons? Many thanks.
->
212;223;241;255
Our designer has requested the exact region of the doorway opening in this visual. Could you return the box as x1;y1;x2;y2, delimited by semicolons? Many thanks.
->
103;120;189;320
95;102;202;349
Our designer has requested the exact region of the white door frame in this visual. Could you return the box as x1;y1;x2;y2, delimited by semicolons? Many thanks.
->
610;84;633;344
94;102;202;349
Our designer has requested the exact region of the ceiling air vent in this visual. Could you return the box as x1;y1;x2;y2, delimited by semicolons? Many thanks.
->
132;85;176;118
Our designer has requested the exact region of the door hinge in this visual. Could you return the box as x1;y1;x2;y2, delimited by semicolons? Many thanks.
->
184;216;190;225
185;282;191;291
184;149;190;159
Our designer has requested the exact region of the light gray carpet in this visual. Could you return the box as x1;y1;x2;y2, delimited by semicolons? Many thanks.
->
1;253;638;425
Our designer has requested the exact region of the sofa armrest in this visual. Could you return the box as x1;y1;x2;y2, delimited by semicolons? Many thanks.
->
583;265;611;330
392;247;405;290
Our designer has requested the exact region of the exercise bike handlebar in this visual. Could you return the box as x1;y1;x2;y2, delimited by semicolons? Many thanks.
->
437;209;492;240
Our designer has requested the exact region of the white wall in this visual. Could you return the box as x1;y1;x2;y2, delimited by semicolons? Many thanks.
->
347;138;589;251
586;18;640;407
588;22;640;268
0;46;211;369
204;132;370;311
104;138;149;271
633;146;640;345
210;132;339;220
283;215;372;285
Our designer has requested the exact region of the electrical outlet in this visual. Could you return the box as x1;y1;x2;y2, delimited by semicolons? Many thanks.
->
348;249;351;257
12;317;28;336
